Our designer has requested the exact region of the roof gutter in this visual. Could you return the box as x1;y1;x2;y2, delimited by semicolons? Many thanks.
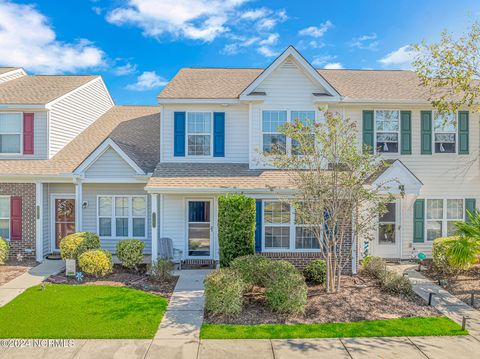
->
144;186;296;194
0;104;47;109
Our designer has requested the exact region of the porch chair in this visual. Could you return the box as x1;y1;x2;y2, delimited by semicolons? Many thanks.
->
158;237;183;270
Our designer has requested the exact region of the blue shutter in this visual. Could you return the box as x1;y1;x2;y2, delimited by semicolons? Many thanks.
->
213;112;225;157
174;112;186;157
255;200;262;252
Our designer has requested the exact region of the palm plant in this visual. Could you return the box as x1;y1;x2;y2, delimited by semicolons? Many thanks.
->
449;210;480;270
455;210;480;239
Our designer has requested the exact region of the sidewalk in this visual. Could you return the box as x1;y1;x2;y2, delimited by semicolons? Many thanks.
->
0;259;65;307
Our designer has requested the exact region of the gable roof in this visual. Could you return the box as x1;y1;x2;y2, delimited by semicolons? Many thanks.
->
0;75;99;104
0;106;160;176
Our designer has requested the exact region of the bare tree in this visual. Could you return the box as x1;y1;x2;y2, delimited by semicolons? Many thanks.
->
264;110;395;293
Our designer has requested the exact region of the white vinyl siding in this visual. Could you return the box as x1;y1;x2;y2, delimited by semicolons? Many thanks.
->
0;69;25;84
84;147;138;179
48;77;113;158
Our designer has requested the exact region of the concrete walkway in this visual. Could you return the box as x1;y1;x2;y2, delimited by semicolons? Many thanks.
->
0;259;65;307
389;263;480;338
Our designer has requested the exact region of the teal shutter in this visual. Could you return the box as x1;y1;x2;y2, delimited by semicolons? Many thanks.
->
421;111;432;155
363;110;374;153
465;198;476;223
255;200;262;252
174;112;186;157
458;111;469;155
213;112;225;157
400;111;412;155
413;199;425;243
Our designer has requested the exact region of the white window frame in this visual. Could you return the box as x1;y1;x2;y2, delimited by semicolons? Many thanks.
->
425;198;464;241
262;200;320;253
261;109;316;157
0;195;10;241
0;112;23;155
433;112;457;154
185;111;214;158
96;195;147;239
374;109;400;154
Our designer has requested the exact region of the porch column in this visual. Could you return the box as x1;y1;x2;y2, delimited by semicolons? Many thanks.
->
35;182;43;262
74;179;83;231
151;193;158;264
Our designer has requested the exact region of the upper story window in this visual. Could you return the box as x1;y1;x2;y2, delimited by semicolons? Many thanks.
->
0;113;21;154
0;197;10;240
187;112;212;156
434;112;456;153
426;198;463;241
98;195;147;238
262;111;287;154
375;110;399;153
291;111;315;156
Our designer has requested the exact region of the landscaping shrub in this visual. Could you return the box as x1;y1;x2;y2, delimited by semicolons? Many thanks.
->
149;258;174;282
0;237;9;265
204;268;245;316
432;236;457;275
379;270;413;295
361;256;387;279
218;194;256;267
265;271;308;315
263;260;298;287
116;239;145;269
78;249;113;277
303;259;327;285
230;254;270;287
60;232;100;260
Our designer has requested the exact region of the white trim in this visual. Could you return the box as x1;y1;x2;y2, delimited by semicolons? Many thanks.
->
74;138;145;176
0;111;23;156
35;182;43;261
424;198;465;242
0;68;27;81
240;46;341;99
185;198;214;259
374;200;402;258
74;179;82;231
157;98;240;104
50;194;76;252
371;160;423;196
0;104;46;109
151;193;158;264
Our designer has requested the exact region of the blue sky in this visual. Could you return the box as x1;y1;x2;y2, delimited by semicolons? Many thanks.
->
1;0;479;105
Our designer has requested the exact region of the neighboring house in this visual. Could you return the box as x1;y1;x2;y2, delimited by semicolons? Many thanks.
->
0;46;477;272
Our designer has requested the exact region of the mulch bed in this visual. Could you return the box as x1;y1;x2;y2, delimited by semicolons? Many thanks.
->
47;264;178;299
205;275;439;325
0;259;38;286
422;265;480;309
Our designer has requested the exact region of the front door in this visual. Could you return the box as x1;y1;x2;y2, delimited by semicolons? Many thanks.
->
187;200;212;258
375;201;400;258
53;197;76;251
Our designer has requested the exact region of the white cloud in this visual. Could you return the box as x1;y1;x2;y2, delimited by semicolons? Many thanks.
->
298;21;333;38
240;8;268;20
323;62;343;70
113;62;137;76
349;33;378;50
259;33;279;46
379;45;415;69
0;1;105;74
126;71;168;91
311;55;336;67
223;32;279;57
257;46;278;58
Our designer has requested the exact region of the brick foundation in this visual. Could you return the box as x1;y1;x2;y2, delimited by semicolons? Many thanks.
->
0;183;36;260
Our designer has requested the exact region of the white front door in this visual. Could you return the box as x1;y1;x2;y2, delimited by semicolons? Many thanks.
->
374;201;401;259
186;199;213;259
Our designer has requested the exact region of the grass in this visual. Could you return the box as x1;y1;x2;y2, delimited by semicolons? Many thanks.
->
0;284;168;339
201;317;467;339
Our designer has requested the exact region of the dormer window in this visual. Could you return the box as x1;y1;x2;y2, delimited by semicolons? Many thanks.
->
375;110;399;153
187;112;212;156
434;112;456;153
0;113;21;154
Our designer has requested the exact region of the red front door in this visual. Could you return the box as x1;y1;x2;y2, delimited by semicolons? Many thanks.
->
54;199;75;250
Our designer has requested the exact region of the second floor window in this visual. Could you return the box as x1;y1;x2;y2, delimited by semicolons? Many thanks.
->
375;110;399;153
0;113;21;154
187;112;212;156
263;110;287;154
291;111;315;155
434;112;456;153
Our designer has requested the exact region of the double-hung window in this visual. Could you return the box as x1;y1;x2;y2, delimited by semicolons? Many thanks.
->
0;113;22;154
426;199;464;241
98;196;147;238
434;112;456;153
187;112;212;156
291;111;315;155
375;110;399;153
262;111;287;154
0;197;10;240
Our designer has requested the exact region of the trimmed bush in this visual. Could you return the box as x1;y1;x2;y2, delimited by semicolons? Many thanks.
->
116;239;144;269
263;260;298;287
60;232;100;260
78;249;113;277
230;254;270;287
303;259;327;285
379;270;413;295
432;236;457;275
361;256;387;279
150;258;174;282
205;268;245;316
0;237;9;265
218;194;256;267
265;271;308;315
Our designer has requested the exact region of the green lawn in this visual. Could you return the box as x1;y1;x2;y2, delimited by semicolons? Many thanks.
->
201;317;467;339
0;284;168;339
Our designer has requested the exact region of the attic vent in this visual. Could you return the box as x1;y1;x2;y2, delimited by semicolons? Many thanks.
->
281;59;297;69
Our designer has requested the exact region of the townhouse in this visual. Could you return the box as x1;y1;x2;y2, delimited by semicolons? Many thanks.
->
0;46;478;271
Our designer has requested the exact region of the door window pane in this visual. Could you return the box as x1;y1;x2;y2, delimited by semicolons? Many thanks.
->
379;202;396;244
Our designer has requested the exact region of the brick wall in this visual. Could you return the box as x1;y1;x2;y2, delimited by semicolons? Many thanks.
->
0;183;36;259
